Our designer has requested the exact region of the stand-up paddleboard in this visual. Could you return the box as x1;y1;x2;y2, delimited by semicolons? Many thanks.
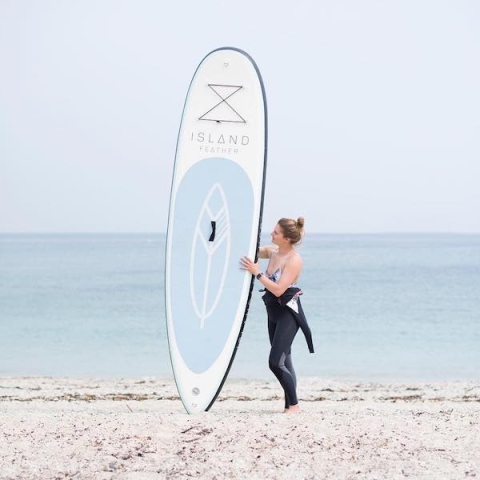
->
165;47;267;414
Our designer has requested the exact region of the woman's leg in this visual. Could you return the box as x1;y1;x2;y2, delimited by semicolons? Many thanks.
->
268;309;299;409
284;352;297;409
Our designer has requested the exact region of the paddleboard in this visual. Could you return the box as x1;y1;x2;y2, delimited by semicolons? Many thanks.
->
165;47;267;414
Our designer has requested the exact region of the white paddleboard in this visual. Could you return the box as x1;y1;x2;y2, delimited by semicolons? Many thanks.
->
165;47;267;414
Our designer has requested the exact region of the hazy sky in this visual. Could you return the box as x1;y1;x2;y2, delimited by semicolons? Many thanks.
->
1;1;479;233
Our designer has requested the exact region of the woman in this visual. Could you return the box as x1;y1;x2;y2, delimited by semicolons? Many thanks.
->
240;217;314;414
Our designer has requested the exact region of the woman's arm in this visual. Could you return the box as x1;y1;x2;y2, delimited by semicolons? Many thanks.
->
240;253;302;297
258;245;276;259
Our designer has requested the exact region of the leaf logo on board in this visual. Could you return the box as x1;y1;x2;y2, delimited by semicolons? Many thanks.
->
190;183;231;328
199;84;246;123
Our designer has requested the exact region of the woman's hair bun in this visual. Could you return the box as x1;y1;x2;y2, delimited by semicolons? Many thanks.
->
278;216;305;245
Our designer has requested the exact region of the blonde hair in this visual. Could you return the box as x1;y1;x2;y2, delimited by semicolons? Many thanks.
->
278;217;305;245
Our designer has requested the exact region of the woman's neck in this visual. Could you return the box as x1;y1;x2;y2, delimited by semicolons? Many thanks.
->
277;245;294;256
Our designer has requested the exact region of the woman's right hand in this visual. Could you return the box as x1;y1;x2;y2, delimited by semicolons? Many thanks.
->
239;256;260;276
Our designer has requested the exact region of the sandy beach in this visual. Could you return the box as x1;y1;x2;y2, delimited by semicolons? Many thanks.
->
1;377;479;479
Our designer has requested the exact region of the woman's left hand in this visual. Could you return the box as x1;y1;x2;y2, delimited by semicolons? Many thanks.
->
240;256;260;276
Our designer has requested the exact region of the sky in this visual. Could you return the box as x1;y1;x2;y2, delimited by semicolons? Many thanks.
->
1;0;479;234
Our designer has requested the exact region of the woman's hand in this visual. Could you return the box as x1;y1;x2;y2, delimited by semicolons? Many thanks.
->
240;256;260;276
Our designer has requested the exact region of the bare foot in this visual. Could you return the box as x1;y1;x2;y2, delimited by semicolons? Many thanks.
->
285;404;300;414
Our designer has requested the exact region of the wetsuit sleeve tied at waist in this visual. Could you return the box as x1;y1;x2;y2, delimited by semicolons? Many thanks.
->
262;287;315;354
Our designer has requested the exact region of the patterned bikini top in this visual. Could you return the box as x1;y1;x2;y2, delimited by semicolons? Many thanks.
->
267;267;296;286
267;268;282;283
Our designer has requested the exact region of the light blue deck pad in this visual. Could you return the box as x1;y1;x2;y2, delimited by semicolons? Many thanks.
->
169;157;254;373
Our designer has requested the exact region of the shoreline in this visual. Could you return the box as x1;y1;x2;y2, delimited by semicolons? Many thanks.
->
1;377;479;479
1;376;480;403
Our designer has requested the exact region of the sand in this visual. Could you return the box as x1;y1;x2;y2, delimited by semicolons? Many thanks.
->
1;377;479;479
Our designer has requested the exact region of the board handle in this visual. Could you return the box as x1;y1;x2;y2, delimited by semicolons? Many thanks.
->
208;221;216;242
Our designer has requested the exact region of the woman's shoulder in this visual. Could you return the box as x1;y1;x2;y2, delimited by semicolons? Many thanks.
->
287;250;303;266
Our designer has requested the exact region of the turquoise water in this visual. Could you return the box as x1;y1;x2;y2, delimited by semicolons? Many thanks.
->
0;233;479;381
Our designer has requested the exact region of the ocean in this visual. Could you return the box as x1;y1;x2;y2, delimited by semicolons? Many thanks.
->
0;233;479;382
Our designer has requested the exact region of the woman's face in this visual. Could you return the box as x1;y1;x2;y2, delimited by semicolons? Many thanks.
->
271;224;284;245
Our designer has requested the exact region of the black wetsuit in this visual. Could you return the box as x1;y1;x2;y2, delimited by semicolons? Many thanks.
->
262;272;314;409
